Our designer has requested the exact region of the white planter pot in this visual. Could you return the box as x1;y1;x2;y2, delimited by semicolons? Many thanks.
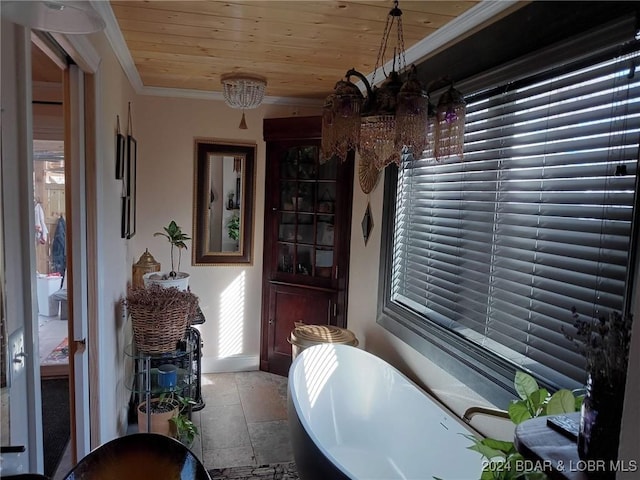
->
143;271;190;291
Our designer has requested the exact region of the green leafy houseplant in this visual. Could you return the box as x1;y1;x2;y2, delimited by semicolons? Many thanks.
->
137;394;179;437
227;214;240;242
466;371;582;480
143;392;199;445
169;394;200;446
154;220;191;277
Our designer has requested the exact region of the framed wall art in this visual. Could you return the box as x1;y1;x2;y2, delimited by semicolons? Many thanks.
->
125;134;137;239
120;104;137;239
115;115;125;179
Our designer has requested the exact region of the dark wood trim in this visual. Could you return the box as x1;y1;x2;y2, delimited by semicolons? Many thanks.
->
263;116;322;141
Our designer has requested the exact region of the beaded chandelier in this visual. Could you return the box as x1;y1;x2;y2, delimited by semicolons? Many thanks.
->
321;1;429;168
320;1;466;174
220;73;267;129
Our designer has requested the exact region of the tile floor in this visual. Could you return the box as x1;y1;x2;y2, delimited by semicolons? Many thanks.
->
192;371;294;469
38;315;294;475
52;370;294;478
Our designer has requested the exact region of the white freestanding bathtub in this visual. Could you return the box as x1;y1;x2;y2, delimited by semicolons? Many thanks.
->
287;344;483;480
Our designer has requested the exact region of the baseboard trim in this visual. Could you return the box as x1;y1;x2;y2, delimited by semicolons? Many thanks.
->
201;355;259;374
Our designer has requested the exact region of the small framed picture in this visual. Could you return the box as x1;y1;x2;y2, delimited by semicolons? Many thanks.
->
121;196;129;239
115;132;125;179
126;135;137;238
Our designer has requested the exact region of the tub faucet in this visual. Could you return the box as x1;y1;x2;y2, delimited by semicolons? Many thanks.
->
462;406;509;424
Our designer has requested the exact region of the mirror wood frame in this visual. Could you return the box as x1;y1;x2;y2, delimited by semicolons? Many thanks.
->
192;139;256;265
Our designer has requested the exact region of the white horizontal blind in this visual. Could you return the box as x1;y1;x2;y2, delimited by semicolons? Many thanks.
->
391;47;640;389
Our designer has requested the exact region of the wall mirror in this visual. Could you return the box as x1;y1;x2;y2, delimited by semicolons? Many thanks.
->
193;139;255;265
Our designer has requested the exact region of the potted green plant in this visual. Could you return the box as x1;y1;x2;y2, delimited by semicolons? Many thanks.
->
144;220;191;290
466;371;582;480
227;214;240;244
137;394;179;437
170;394;200;446
137;391;199;444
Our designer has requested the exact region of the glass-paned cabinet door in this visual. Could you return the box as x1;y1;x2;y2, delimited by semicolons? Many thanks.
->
276;145;337;280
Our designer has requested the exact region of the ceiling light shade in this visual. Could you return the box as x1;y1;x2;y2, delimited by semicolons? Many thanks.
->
396;66;430;159
360;70;404;170
0;1;105;34
220;73;267;129
220;73;267;109
320;77;364;163
434;84;466;161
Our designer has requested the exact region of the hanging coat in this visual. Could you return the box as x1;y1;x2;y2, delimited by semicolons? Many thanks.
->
51;216;66;275
34;202;48;243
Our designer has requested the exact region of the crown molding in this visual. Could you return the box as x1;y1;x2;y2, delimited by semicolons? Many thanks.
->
137;85;323;107
359;0;521;90
90;0;143;90
405;0;521;67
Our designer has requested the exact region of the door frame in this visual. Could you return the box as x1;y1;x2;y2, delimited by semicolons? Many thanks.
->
48;30;101;462
1;22;100;471
0;20;44;473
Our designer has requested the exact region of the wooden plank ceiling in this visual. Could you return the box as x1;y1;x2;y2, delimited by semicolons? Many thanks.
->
109;1;482;100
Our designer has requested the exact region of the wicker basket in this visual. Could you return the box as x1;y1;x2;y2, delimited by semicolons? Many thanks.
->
129;303;191;354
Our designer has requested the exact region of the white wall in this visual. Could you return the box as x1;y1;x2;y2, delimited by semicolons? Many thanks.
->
87;31;138;442
130;98;319;373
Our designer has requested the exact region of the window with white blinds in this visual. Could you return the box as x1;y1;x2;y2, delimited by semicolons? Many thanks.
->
388;45;640;390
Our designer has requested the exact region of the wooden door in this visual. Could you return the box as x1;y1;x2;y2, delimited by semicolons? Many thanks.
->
266;283;335;376
260;117;353;376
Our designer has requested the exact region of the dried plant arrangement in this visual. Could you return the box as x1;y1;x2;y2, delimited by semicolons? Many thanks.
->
126;283;199;354
564;308;633;386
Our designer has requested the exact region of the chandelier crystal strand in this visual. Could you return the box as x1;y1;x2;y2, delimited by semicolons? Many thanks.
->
321;95;337;164
362;114;400;170
434;84;466;161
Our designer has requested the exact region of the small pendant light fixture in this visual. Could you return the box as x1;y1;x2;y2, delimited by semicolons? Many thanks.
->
320;77;364;163
396;65;430;160
434;83;466;161
220;73;267;129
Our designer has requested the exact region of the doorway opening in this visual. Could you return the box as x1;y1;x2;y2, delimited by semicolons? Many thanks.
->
32;39;71;479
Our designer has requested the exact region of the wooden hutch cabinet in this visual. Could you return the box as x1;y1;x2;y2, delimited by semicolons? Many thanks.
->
261;116;354;376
